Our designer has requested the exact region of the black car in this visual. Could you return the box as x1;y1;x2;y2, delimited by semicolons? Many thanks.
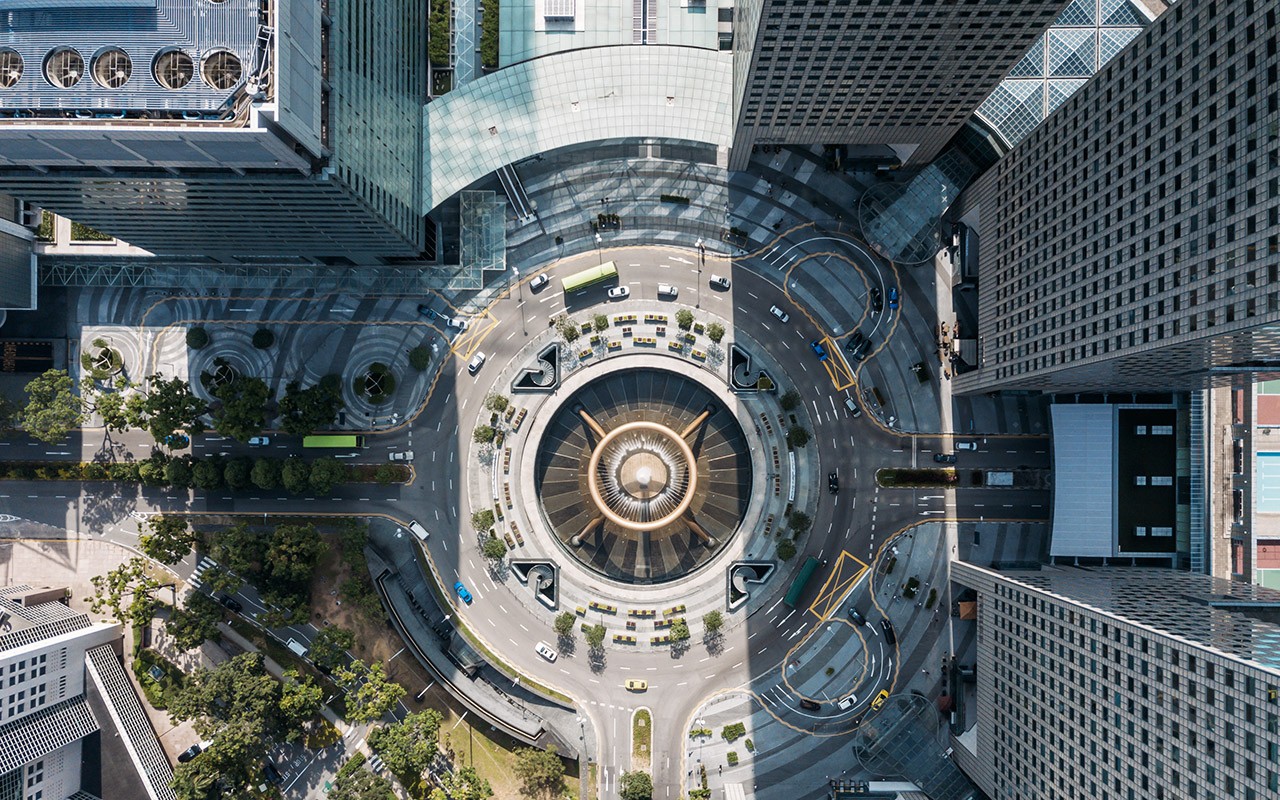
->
869;287;883;313
845;329;866;353
799;698;822;711
416;304;437;319
828;472;839;494
933;453;957;464
847;606;866;626
178;744;203;763
263;762;283;785
880;619;897;644
216;593;242;613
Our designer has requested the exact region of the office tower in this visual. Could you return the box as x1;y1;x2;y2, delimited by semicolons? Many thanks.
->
730;0;1069;168
0;584;174;800
950;562;1280;800
955;0;1280;393
0;0;426;265
0;195;35;310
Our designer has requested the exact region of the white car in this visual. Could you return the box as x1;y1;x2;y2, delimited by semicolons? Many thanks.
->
838;693;857;710
657;283;678;297
709;274;731;290
530;273;550;291
389;451;414;462
467;352;487;374
607;286;630;299
248;436;270;446
444;316;468;331
535;642;558;662
770;305;790;323
956;441;978;451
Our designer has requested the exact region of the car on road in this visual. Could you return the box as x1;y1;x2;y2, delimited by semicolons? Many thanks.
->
844;397;862;418
453;581;473;605
217;593;243;613
845;329;871;361
264;761;283;785
389;451;414;462
658;283;679;297
178;742;211;763
871;690;889;711
838;693;857;711
709;274;731;290
828;471;839;494
444;315;468;330
625;679;648;692
248;436;270;446
535;642;558;662
607;286;631;299
163;433;189;449
467;352;487;375
869;287;883;313
847;606;865;625
888;286;899;311
880;619;896;644
798;698;821;711
530;273;550;291
933;453;957;464
955;441;978;451
770;305;790;323
417;304;438;319
810;340;828;362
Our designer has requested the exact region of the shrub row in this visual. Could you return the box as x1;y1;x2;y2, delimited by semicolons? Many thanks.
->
0;458;409;488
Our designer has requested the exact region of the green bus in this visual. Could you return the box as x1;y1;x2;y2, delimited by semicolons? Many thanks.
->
783;556;824;609
561;261;618;293
303;435;366;448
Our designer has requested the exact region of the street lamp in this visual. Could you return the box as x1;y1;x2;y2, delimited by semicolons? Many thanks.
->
512;266;526;336
595;233;603;265
695;239;704;308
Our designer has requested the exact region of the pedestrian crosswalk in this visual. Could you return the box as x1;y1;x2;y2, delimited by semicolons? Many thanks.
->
187;556;217;590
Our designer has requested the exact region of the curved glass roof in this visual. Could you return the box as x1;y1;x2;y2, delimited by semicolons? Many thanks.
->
976;0;1154;147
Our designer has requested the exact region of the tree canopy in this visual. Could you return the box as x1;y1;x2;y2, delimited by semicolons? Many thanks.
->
441;766;493;800
167;592;223;651
90;557;163;627
619;771;653;800
367;709;444;786
278;379;344;436
140;515;196;564
21;369;83;443
309;625;355;672
328;765;395;800
140;374;207;442
212;376;272;441
336;660;405;724
513;745;566;799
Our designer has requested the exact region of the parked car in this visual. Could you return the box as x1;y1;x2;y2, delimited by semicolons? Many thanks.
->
709;274;731;290
770;305;790;323
417;304;437;319
607;286;631;299
467;352;487;375
535;642;558;662
880;619;896;644
869;287;883;313
798;698;821;711
871;690;889;711
810;340;828;362
178;744;204;763
828;471;839;494
845;330;865;352
933;453;957;464
847;606;865;626
263;762;283;785
838;693;857;711
658;283;679;297
956;441;978;451
389;451;414;462
248;436;270;446
530;273;550;291
625;679;648;691
444;316;468;330
453;581;473;604
887;286;899;311
216;593;242;613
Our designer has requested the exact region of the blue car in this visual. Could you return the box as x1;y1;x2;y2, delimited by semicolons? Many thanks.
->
888;286;899;311
810;340;828;362
163;433;189;449
453;581;473;604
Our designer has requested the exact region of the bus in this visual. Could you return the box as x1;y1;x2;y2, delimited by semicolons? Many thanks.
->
783;556;824;609
302;434;366;448
561;261;618;293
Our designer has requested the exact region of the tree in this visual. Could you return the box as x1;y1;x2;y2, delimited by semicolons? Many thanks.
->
702;610;724;634
706;322;725;343
164;457;193;488
82;375;134;433
21;369;83;443
252;328;275;349
470;509;495;532
140;515;196;564
139;456;169;486
0;394;19;435
619;770;653;800
472;425;495;444
374;464;399;485
212;376;272;442
554;315;579;343
669;618;690;642
138;374;207;443
309;626;355;671
441;766;493;800
776;538;797;561
592;313;609;333
786;424;810;449
553;612;576;637
367;709;444;783
485;393;510;413
675;309;694;331
279;669;323;737
278;379;343;436
584;623;607;650
788;510;812;535
408;345;432;372
513;745;566;799
186;327;210;349
90;557;162;627
335;660;405;724
208;521;265;576
223;456;252;490
201;564;242;595
329;766;395;800
250;458;280;490
480;536;507;561
308;457;349;495
192;458;222;490
779;389;801;411
266;523;327;591
167;592;224;651
280;457;311;493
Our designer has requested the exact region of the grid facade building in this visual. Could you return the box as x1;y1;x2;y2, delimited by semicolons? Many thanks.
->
730;0;1068;168
952;563;1280;800
956;0;1280;393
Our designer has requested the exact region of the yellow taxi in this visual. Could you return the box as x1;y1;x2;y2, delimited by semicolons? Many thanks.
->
625;679;648;692
871;690;889;711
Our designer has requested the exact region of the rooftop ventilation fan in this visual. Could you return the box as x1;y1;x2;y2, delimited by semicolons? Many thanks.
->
201;50;242;91
44;47;84;89
92;48;132;89
153;49;194;90
0;49;22;88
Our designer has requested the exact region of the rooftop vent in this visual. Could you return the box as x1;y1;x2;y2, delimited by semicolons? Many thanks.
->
153;48;194;90
0;49;22;88
201;50;243;91
92;48;132;89
44;47;84;89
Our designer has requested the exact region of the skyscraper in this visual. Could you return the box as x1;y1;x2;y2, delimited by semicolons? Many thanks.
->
955;0;1280;393
730;0;1069;168
950;562;1280;800
0;0;426;265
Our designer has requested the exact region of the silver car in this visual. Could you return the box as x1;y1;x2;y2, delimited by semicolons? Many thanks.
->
535;642;557;662
770;305;790;323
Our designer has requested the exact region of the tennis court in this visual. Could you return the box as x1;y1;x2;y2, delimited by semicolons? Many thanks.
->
1257;452;1280;514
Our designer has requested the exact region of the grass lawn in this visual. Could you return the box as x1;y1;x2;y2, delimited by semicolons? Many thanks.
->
631;708;651;770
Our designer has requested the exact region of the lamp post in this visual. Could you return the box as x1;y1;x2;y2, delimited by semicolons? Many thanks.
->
513;266;526;335
595;233;603;265
695;238;704;308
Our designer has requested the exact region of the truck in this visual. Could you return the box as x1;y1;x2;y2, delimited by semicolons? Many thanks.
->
286;638;308;658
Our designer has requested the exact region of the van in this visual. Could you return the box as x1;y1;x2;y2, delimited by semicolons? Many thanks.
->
657;283;678;297
844;397;862;418
286;639;308;658
408;520;430;541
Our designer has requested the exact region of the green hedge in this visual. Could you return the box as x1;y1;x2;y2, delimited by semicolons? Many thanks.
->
429;0;451;67
0;459;410;488
336;752;366;780
71;220;113;242
480;0;499;69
